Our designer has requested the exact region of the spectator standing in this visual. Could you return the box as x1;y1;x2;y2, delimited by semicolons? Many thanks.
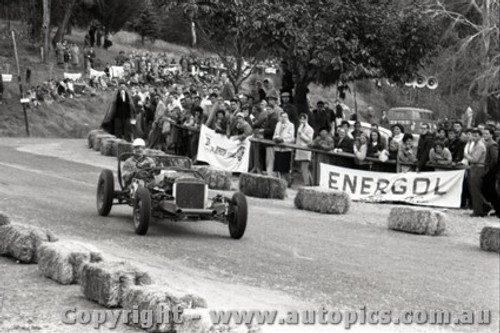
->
429;142;452;166
388;124;404;159
353;133;369;167
273;112;295;185
464;129;487;217
280;91;299;131
101;85;135;141
447;130;466;163
416;123;434;172
70;43;80;69
334;128;354;153
351;121;364;139
261;92;282;176
380;110;390;129
220;72;234;101
397;133;417;173
295;113;314;186
482;128;500;216
309;101;334;137
367;131;386;158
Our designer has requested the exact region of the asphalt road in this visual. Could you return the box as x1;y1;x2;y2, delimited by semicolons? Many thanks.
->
0;140;498;332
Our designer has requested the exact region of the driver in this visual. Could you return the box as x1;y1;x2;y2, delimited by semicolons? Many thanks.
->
122;138;157;187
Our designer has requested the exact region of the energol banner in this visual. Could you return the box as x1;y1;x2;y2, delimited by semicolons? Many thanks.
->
319;163;465;208
197;125;251;173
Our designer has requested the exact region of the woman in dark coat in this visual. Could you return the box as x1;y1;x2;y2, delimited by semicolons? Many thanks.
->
101;87;136;142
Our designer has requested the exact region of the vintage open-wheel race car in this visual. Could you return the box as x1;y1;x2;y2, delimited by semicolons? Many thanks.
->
96;152;247;239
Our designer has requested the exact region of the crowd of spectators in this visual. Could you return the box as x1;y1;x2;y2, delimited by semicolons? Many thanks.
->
4;43;499;217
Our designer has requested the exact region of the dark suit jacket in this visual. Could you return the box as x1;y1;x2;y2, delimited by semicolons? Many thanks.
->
334;136;354;153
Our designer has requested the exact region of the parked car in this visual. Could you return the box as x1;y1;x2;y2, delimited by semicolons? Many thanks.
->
96;153;248;239
387;107;437;133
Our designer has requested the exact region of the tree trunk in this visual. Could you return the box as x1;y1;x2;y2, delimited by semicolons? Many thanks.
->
294;81;310;115
42;0;50;63
51;0;75;47
141;35;145;45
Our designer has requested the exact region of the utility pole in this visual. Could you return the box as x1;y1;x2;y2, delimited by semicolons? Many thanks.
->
12;31;30;137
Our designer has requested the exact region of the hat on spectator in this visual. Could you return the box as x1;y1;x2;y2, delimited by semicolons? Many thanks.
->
266;90;279;101
281;91;291;97
235;112;244;118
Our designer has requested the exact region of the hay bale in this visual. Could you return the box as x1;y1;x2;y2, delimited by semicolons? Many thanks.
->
294;187;350;214
0;223;58;263
480;227;500;253
100;137;118;156
116;141;133;159
93;134;116;152
87;129;106;149
0;211;11;226
193;166;231;190
239;173;287;199
122;285;207;332
37;240;103;285
110;139;127;157
387;207;446;236
80;261;152;308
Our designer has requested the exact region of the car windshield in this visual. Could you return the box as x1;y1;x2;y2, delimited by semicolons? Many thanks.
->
150;155;192;169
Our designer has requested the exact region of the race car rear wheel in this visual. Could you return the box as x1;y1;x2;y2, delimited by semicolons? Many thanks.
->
97;169;114;216
228;192;247;239
133;186;151;235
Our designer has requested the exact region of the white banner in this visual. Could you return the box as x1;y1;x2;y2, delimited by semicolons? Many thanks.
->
2;74;13;82
319;163;465;208
197;125;251;173
110;66;124;78
90;68;106;78
63;72;82;80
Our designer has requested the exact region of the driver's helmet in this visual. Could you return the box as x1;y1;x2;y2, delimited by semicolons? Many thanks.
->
132;138;146;148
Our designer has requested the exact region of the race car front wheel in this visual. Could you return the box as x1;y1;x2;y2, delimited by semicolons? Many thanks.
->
97;169;114;216
133;186;151;235
228;192;247;239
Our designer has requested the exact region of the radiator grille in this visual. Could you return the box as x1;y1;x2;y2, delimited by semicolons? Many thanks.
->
175;182;206;209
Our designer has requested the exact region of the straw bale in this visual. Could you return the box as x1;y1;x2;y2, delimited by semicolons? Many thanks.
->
239;173;287;199
480;227;500;253
387;207;446;236
100;138;118;156
80;261;152;308
294;187;350;214
88;129;106;148
0;223;57;263
122;284;207;332
93;134;115;152
37;240;103;284
193;166;232;190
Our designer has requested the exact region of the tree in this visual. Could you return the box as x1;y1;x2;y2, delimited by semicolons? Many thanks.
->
429;0;499;121
51;0;76;46
88;0;146;35
264;0;440;113
161;0;278;93
130;2;162;45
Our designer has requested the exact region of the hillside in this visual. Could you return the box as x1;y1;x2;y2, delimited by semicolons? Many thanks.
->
0;22;392;138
